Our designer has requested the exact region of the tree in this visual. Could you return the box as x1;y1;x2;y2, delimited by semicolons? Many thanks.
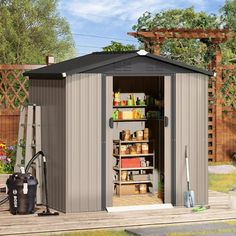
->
103;41;136;52
0;0;75;64
220;0;236;111
132;8;221;69
132;4;236;111
220;0;236;64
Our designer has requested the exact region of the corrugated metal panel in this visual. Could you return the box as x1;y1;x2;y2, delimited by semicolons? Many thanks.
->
175;73;208;206
29;79;66;212
164;76;172;203
66;73;102;213
103;76;113;208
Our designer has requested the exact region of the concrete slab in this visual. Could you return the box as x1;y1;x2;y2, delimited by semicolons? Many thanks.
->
107;204;173;213
126;222;236;236
208;165;236;174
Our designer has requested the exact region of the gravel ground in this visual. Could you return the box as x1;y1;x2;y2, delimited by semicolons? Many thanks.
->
208;165;236;174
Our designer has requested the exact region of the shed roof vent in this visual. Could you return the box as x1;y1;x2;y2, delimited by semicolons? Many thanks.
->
137;50;148;56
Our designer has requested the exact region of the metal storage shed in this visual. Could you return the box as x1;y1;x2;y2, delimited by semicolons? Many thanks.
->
24;50;212;213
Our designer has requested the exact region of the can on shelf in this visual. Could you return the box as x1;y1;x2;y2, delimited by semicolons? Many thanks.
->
136;130;143;141
136;143;142;154
130;145;137;154
120;145;127;155
141;143;149;154
144;128;149;140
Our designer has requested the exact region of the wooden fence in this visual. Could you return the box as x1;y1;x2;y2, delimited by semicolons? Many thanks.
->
0;64;44;146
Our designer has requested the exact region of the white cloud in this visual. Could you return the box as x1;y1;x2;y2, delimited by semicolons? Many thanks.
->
61;0;222;24
62;0;180;23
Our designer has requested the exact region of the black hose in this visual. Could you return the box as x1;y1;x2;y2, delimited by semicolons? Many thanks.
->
0;196;8;205
25;151;44;173
0;151;44;206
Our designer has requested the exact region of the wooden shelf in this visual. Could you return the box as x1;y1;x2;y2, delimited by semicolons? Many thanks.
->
114;180;152;184
113;119;147;122
113;105;147;108
113;153;154;158
113;140;150;144
113;166;154;171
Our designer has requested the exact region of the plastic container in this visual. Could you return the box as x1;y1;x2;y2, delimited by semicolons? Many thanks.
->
6;173;38;215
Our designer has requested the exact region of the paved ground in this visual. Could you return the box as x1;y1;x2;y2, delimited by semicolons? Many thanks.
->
126;222;236;236
208;165;236;174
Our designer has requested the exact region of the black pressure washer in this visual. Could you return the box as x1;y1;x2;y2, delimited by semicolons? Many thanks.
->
0;151;59;216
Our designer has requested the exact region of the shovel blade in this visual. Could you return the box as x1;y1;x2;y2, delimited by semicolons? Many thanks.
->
184;190;195;208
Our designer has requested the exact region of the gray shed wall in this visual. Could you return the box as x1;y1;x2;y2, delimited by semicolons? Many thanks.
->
65;73;102;213
29;79;66;212
174;73;208;206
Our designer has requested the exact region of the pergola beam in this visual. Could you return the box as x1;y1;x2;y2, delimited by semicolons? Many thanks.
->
128;28;235;43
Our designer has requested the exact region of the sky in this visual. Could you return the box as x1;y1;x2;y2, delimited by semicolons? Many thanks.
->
58;0;225;56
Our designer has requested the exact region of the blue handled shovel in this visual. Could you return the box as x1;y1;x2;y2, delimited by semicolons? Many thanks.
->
184;145;195;208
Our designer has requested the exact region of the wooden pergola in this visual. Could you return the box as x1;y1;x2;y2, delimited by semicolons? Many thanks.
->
128;28;234;56
128;28;236;162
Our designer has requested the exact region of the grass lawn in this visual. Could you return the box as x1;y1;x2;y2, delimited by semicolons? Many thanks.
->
208;172;236;193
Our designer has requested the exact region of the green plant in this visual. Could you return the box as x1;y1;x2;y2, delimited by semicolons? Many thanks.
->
158;178;164;200
0;144;17;174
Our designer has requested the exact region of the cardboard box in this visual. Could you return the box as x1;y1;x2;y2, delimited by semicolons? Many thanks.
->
132;174;150;181
122;111;133;119
116;184;139;195
121;158;140;168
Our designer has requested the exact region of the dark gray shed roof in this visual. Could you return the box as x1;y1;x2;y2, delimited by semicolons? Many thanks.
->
24;51;213;79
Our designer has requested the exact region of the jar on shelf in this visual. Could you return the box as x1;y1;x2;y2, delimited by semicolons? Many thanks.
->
121;130;131;141
120;171;128;181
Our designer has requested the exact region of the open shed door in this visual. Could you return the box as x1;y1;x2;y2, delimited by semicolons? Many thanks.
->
164;75;172;203
102;75;113;209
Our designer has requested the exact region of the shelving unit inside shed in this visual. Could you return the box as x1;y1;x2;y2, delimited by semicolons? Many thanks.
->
111;76;165;205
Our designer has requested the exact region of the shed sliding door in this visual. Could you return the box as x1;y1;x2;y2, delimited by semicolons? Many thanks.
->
164;75;172;203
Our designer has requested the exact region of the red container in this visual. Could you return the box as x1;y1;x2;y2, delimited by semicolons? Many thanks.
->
121;158;140;168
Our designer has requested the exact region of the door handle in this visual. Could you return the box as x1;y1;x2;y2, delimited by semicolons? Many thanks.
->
109;117;114;128
164;116;169;127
